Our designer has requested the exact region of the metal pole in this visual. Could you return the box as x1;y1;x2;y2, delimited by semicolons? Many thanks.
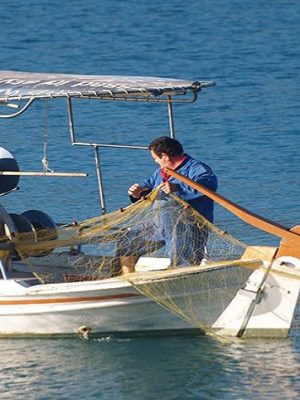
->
94;146;106;214
167;96;175;138
0;98;35;119
0;171;87;177
66;97;76;144
0;259;8;280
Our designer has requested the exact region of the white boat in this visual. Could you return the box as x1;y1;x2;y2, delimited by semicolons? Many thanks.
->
0;276;193;337
0;70;299;339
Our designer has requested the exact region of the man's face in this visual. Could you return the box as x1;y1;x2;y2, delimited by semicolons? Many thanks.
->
150;150;171;169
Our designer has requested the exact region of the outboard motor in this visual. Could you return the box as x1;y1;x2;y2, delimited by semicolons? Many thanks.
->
0;147;19;195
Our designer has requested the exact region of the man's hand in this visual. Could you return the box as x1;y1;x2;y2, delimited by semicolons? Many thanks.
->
128;183;147;199
159;181;178;195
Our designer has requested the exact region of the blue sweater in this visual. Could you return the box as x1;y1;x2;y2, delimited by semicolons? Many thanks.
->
142;154;218;222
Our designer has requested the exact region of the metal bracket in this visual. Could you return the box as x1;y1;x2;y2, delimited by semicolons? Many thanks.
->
0;98;35;118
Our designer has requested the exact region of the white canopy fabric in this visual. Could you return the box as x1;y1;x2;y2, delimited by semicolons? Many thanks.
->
0;70;215;101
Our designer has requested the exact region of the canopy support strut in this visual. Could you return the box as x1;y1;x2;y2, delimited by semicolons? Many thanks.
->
94;146;106;215
0;98;35;118
167;96;175;138
66;97;178;214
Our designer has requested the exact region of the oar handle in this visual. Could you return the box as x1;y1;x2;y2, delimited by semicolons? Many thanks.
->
165;167;300;245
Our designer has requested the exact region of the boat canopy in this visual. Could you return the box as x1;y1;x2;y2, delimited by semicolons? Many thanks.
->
0;70;215;102
0;70;216;213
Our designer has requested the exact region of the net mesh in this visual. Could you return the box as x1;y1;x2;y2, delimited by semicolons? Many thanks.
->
8;189;250;277
1;189;299;336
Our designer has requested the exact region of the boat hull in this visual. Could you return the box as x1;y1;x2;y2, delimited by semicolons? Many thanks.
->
0;278;194;337
2;256;298;338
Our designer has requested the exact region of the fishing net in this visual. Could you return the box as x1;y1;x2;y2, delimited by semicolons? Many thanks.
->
0;188;298;336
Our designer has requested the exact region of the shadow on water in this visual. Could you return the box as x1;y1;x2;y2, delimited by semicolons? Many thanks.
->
0;334;299;399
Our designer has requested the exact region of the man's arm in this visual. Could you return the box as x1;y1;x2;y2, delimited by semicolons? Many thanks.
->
128;183;152;203
128;183;149;198
175;173;218;200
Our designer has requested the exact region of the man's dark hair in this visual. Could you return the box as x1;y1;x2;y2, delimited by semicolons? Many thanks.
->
149;136;184;157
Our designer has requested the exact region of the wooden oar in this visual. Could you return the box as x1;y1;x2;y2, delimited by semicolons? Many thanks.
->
165;168;300;259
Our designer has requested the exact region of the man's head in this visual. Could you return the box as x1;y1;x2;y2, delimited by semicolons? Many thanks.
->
148;136;184;168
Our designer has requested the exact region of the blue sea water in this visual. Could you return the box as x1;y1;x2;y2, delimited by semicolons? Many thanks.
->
0;0;299;398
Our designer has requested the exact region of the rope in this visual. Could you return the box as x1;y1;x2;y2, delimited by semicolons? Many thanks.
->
41;100;54;173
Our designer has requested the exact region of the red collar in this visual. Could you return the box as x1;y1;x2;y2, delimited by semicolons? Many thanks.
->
160;155;187;182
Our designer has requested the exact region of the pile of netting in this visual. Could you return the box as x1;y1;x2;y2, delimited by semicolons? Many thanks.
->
2;188;290;336
7;188;254;278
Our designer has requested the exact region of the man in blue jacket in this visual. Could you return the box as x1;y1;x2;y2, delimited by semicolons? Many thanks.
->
127;136;218;265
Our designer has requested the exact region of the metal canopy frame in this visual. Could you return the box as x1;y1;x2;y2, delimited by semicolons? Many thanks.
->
66;96;178;214
0;71;216;213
